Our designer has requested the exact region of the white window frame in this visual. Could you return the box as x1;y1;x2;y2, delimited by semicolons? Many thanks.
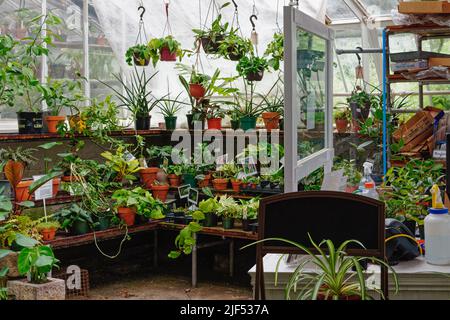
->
284;6;335;192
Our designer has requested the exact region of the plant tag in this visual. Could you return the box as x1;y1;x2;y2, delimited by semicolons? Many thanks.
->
251;31;258;45
123;151;136;162
33;175;53;201
178;185;191;199
188;188;199;205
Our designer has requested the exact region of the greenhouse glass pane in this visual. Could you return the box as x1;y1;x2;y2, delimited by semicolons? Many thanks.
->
358;0;398;16
326;0;358;20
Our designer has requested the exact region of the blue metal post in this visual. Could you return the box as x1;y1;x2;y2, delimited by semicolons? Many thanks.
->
382;29;388;178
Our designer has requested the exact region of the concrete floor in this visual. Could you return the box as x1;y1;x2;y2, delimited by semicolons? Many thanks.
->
81;274;253;300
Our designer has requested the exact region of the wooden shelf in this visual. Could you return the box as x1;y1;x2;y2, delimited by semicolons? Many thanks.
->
387;74;450;84
159;222;258;240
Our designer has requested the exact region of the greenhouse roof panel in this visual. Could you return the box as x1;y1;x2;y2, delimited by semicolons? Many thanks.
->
326;0;360;21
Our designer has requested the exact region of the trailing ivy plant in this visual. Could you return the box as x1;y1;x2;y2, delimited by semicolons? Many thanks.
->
168;210;205;259
264;32;284;71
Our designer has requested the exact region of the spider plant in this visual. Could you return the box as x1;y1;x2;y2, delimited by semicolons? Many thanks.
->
243;234;399;300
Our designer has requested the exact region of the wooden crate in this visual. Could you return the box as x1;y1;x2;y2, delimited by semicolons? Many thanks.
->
399;1;450;14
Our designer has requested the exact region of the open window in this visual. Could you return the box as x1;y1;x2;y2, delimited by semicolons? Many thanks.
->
284;6;335;192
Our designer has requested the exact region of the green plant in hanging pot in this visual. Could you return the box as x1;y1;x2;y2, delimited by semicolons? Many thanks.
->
192;8;230;55
157;93;186;131
236;55;269;82
217;29;253;61
125;44;151;66
147;35;184;66
264;32;284;71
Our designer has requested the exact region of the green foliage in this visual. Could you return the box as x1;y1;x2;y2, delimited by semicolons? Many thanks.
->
236;56;269;78
18;241;59;284
264;32;284;71
0;215;41;248
237;198;259;220
111;187;166;220
0;147;37;170
125;44;151;66
217;29;253;60
168;211;205;259
101;147;142;182
334;108;351;121
43;77;85;116
216;195;239;218
157;93;186;117
198;197;219;214
192;12;230;45
432;96;450;110
54;203;94;229
146;35;184;67
36;221;60;232
333;159;362;187
244;235;398;300
0;188;13;220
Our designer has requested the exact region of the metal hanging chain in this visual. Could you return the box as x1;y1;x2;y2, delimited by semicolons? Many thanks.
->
231;0;243;37
252;0;259;16
162;1;173;36
135;4;149;45
275;0;282;33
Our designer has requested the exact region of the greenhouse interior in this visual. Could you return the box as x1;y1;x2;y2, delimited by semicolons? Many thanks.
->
2;0;450;305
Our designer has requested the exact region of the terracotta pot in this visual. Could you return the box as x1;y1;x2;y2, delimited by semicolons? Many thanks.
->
15;180;33;202
52;178;60;198
45;116;66;133
231;180;241;192
151;184;170;202
168;174;181;187
160;46;177;61
140;167;160;189
189;84;206;99
118;207;136;226
336;119;349;134
40;228;57;241
250;183;257;189
207;118;222;130
197;174;212;188
262;112;280;130
61;175;80;182
212;178;229;191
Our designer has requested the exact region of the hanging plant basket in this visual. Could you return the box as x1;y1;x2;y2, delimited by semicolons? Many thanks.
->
228;47;243;61
160;46;177;62
201;35;223;54
246;70;264;82
133;52;150;66
189;84;206;99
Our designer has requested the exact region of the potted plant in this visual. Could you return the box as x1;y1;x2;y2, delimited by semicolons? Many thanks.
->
217;195;238;229
164;164;181;187
335;108;351;134
244;235;398;300
333;159;362;193
147;35;184;66
217;29;253;61
182;163;198;188
36;221;60;241
226;108;241;130
101;69;161;130
101;147;142;184
0;147;37;203
236;55;269;82
205;103;225;130
212;171;229;191
193;12;229;54
188;69;210;100
55;204;94;235
230;176;242;193
239;198;259;231
232;85;266;131
157;93;185;131
197;197;219;227
264;32;284;71
8;237;64;300
196;172;212;188
125;44;151;66
151;180;170;202
259;81;284;130
43;78;84;133
111;188;139;226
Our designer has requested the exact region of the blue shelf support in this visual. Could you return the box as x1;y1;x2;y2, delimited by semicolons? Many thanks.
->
382;29;388;178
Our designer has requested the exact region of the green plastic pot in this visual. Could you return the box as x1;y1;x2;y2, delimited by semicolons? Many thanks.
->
222;217;235;230
97;216;111;231
71;220;90;235
165;116;177;130
230;119;239;130
239;116;257;131
204;212;218;227
183;174;197;188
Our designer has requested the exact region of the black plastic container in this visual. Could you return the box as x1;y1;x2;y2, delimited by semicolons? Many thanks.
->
135;115;151;130
186;114;205;130
17;112;44;134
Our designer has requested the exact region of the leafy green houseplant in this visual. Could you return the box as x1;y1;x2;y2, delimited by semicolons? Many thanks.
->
217;29;253;61
166;164;183;187
17;242;59;284
101;68;161;130
36;221;60;241
55;204;94;235
236;55;269;82
238;198;259;231
101;147;142;184
198;197;219;227
216;195;239;229
147;35;184;66
264;32;284;71
334;107;351;134
125;44;151;66
244;235;398;300
168;210;204;259
259;79;284;130
193;11;230;54
157;93;186;130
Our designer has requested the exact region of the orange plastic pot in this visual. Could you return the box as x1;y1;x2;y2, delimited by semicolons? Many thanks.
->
189;84;206;99
140;168;160;189
262;112;280;130
45;116;66;133
40;228;57;241
197;174;212;188
207;118;222;130
335;119;349;134
168;174;181;187
160;46;177;61
231;180;241;192
212;178;229;191
52;178;60;198
151;184;170;202
15;180;33;202
118;207;136;226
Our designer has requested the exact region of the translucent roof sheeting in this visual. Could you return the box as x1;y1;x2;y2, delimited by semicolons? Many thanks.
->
358;0;398;16
326;0;358;21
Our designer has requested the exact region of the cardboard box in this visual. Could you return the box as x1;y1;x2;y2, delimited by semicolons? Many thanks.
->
399;1;450;14
393;106;443;144
429;57;450;67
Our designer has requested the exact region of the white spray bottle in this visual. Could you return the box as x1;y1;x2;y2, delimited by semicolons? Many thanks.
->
358;161;374;191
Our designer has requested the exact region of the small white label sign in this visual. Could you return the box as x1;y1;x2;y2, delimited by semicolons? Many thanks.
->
33;175;53;200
